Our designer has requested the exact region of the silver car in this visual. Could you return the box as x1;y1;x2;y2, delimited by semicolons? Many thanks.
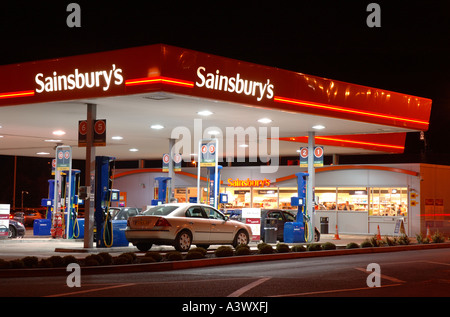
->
125;203;252;252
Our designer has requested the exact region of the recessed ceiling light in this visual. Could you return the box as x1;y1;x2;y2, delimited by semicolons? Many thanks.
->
44;139;62;142
36;152;50;155
111;136;123;140
258;118;272;124
129;148;139;152
312;125;325;130
197;110;213;116
0;136;4;138
239;144;249;148
52;130;66;136
150;124;164;130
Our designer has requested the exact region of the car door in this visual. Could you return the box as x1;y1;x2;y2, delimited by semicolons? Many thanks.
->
185;206;210;242
203;206;234;243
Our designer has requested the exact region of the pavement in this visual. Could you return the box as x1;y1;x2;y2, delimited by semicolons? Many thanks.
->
0;228;406;260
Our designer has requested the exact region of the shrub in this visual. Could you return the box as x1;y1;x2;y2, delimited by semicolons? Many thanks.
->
113;256;131;265
189;247;207;257
276;243;290;253
98;252;113;265
292;245;306;252
431;231;446;243
235;244;251;256
38;258;53;268
259;244;274;254
0;259;10;269
48;256;65;267
119;252;137;262
215;246;234;257
62;255;79;266
185;251;205;260
139;257;156;263
84;254;102;266
416;233;430;244
257;242;269;251
346;242;360;249
144;251;163;262
360;239;373;248
9;259;24;269
369;235;382;247
321;242;336;250
166;251;183;261
398;234;410;245
307;243;322;251
22;256;39;268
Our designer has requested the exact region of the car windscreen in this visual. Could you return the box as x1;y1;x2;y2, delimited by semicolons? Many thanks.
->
142;206;178;216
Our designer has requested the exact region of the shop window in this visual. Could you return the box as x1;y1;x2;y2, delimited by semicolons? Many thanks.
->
337;187;368;211
278;188;297;210
252;188;278;209
224;188;251;208
315;187;338;210
369;188;408;217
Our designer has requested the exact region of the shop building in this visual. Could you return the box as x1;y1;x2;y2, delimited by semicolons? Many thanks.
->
113;163;450;237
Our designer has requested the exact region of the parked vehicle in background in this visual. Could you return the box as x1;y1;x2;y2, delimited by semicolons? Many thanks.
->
110;207;141;220
23;211;44;227
260;209;296;242
8;219;26;238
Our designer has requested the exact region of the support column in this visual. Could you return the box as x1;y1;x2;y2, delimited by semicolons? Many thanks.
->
84;103;96;249
168;138;175;201
307;131;315;242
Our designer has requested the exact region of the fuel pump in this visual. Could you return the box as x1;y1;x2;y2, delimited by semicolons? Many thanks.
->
284;172;309;243
152;177;171;205
50;169;81;239
95;156;115;247
206;165;222;208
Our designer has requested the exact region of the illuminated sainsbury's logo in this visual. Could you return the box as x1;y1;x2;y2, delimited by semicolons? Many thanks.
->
35;64;123;93
195;66;274;101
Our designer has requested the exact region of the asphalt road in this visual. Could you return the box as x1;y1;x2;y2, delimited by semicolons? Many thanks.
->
2;248;449;299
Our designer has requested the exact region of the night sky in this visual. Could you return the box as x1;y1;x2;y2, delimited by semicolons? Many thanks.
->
0;1;449;208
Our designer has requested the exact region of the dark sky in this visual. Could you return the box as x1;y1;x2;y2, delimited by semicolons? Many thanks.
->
0;1;449;207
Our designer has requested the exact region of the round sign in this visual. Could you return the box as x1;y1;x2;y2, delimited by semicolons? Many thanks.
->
64;151;70;159
94;120;106;135
314;146;324;158
209;144;215;154
300;148;308;158
201;145;207;154
173;153;181;163
79;121;87;135
58;151;63;159
163;154;170;163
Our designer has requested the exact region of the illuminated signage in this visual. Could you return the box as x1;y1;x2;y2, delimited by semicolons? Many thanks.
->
35;64;123;93
227;178;271;187
195;66;274;101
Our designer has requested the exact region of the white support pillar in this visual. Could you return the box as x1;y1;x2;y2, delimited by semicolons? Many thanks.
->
168;138;175;201
307;131;315;242
84;103;96;249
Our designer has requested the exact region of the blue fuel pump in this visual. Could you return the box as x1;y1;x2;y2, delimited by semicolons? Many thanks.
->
152;176;171;205
207;165;222;207
284;172;309;243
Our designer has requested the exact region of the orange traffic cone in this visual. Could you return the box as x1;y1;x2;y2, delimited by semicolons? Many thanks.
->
376;225;382;241
426;226;432;240
333;224;341;240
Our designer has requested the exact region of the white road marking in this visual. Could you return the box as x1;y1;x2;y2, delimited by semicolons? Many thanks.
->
227;277;271;297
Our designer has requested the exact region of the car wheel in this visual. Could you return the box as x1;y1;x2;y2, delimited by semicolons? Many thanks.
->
8;225;16;238
174;230;192;252
232;230;249;248
136;242;152;252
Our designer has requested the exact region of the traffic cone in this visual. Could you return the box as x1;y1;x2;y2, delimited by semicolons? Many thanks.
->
426;226;432;240
333;224;341;240
376;225;382;241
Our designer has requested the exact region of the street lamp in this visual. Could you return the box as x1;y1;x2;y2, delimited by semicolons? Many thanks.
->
21;190;29;212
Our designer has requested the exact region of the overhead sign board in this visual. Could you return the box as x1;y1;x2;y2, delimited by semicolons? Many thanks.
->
299;146;323;167
78;119;106;147
200;139;217;167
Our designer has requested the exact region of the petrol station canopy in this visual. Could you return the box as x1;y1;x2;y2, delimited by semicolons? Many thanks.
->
0;44;432;162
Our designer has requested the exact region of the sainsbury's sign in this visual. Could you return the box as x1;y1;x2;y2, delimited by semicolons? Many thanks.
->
35;64;123;93
195;66;274;101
